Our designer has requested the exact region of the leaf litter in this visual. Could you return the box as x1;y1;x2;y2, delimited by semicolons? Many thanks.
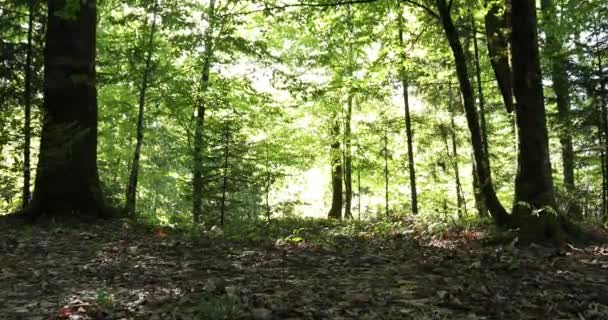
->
1;220;607;319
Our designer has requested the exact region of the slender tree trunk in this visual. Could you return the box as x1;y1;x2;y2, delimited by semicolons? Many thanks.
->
598;51;608;219
220;119;229;226
449;107;465;218
125;1;158;216
265;140;272;220
342;5;354;220
510;0;563;238
435;0;509;225
599;110;607;217
384;129;389;216
24;0;110;218
541;0;575;192
344;95;353;219
471;15;489;217
328;113;343;219
594;28;608;219
484;0;514;113
22;0;35;209
357;149;361;220
398;25;419;215
192;0;216;223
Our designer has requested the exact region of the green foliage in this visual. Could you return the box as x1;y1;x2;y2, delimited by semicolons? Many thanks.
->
194;294;241;320
95;288;115;309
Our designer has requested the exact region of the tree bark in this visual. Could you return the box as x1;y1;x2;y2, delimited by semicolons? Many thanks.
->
24;0;110;219
192;0;216;223
125;1;158;216
435;0;509;225
484;0;514;113
541;0;575;192
510;0;562;238
22;0;35;208
328;113;343;219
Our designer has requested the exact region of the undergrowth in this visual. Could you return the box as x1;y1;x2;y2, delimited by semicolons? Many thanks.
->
136;212;495;248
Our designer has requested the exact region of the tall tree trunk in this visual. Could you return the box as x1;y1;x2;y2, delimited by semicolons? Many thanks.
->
265;140;272;220
383;128;389;216
471;15;489;217
435;0;509;225
220;119;229;226
22;0;35;208
343;5;354;220
24;0;109;218
484;0;514;113
398;25;419;215
192;0;216;223
448;101;465;218
510;0;562;237
344;95;353;219
541;0;575;192
598;46;608;219
357;148;361;220
125;1;158;216
328;113;343;219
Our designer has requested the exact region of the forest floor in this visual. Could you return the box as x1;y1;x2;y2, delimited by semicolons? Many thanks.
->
1;219;608;320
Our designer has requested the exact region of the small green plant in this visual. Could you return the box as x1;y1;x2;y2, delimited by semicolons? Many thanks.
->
95;288;114;309
194;294;241;320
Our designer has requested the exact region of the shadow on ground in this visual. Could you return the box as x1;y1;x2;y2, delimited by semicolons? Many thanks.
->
1;219;607;319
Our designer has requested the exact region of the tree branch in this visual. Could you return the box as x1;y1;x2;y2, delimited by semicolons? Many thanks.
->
225;0;381;17
400;0;439;19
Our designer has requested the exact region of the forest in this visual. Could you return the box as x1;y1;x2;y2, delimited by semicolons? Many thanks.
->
1;0;608;319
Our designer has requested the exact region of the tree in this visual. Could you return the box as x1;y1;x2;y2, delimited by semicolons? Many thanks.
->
398;13;418;215
21;0;36;208
23;0;111;218
509;0;563;237
541;0;576;193
328;112;343;219
193;0;216;223
432;0;509;225
125;0;159;216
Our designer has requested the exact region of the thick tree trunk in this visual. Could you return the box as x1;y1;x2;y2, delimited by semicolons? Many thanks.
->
510;0;563;238
192;0;216;223
344;95;353;219
541;0;575;192
471;15;489;217
25;0;109;218
22;0;35;208
484;0;514;113
328;113;343;219
125;2;158;216
436;0;509;225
